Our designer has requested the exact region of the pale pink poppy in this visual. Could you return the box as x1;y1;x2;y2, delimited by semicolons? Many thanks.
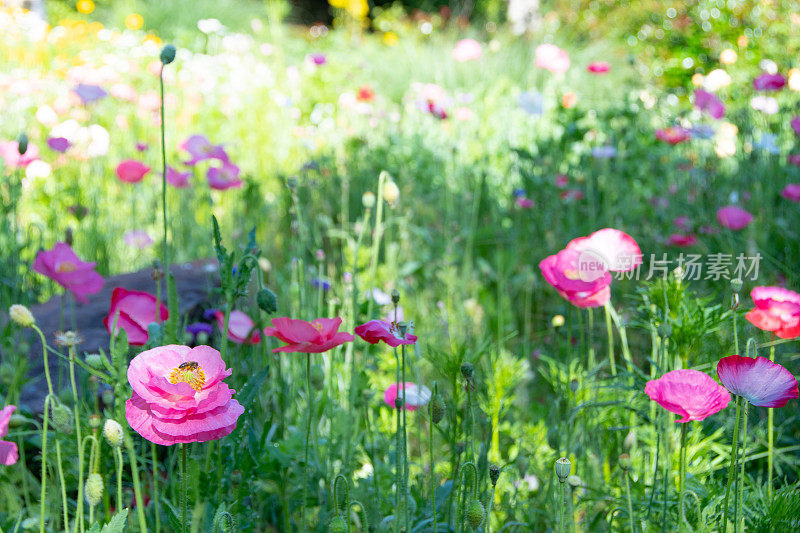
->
104;287;168;346
694;89;725;119
789;154;800;166
165;166;191;188
355;319;417;347
516;197;534;208
655;127;690;145
125;344;244;445
645;369;730;422
182;135;228;165
116;160;150;184
780;184;800;202
383;382;431;411
745;286;800;339
33;242;103;303
123;230;153;249
0;405;19;465
716;206;753;230
0;140;39;169
717;355;798;408
674;216;691;231
452;39;482;62
534;44;570;74
791;116;800;136
214;310;261;344
207;162;242;190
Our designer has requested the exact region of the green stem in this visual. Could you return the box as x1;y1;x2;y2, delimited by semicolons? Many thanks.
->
123;428;148;533
430;391;437;533
55;440;70;532
767;342;775;501
159;64;170;285
735;403;749;533
180;444;188;533
152;442;161;533
301;354;312;531
401;344;409;532
393;346;400;533
624;470;635;533
678;423;688;533
560;480;567;533
115;447;124;514
722;397;742;533
69;346;84;533
604;305;616;375
39;395;52;533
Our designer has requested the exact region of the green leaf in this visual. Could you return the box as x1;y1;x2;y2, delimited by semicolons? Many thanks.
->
100;509;129;533
86;524;101;533
236;367;269;408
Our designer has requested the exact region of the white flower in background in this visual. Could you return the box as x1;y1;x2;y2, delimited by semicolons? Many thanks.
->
750;95;779;115
36;104;58;125
703;69;732;91
25;160;51;181
86;124;110;157
714;122;738;158
789;68;800;92
197;18;224;34
719;49;737;65
759;59;778;75
50;119;81;142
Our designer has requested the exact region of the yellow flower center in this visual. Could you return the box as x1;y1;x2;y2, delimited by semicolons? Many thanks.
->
168;365;206;391
312;322;323;332
56;261;77;273
564;268;579;280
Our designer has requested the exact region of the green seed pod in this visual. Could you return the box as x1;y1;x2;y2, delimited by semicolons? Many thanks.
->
430;393;446;424
619;453;632;471
17;133;28;155
88;414;102;429
257;288;278;314
730;278;743;293
489;464;500;486
554;457;571;482
391;289;400;304
328;516;347;533
101;388;115;406
84;473;103;507
465;499;485;529
460;362;474;380
159;44;176;64
50;403;74;434
567;474;582;488
310;364;325;390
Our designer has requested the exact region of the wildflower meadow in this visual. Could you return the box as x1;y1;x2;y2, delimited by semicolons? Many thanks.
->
2;0;800;531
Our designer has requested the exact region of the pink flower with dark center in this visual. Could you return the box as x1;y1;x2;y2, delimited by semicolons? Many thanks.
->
745;286;800;339
0;405;19;465
655;127;691;145
753;73;786;91
116;160;150;184
125;344;244;445
47;137;71;153
780;184;800;202
452;39;482;62
182;135;228;165
33;242;103;303
263;317;354;353
645;369;731;423
0;140;39;169
214;310;261;344
383;382;431;411
165;166;191;188
587;61;610;74
791;116;800;136
717;355;798;408
534;44;570;74
104;287;168;346
355;319;417;347
694;89;725;119
666;234;697;247
207;162;242;190
716;206;753;230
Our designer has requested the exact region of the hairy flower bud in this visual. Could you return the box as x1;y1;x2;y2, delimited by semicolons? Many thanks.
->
554;457;571;482
50;403;74;434
257;288;278;314
88;414;102;429
159;44;176;64
103;419;124;447
430;394;446;424
460;362;474;380
85;353;104;369
84;473;103;507
465;499;485;529
328;516;347;533
9;305;35;327
362;191;376;208
489;464;500;486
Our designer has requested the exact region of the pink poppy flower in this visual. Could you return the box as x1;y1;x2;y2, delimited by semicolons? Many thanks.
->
716;206;753;230
674;216;691;231
125;344;244;445
555;174;569;188
0;140;39;169
307;53;327;66
586;61;610;74
560;189;584;201
165;166;191;188
645;369;731;423
355;319;417;347
123;230;153;249
516;197;534;208
47;137;71;153
263;317;354;353
717;355;798;408
136;142;148;152
694;89;725;119
534;44;570;74
383;382;431;411
666;234;697;247
789;154;800;166
655;127;691;145
116;160;150;184
452;39;482;62
207;162;242;190
104;287;168;346
780;184;800;202
565;227;643;272
753;73;786;91
745;286;800;339
182;135;228;165
791;116;800;136
214;310;261;344
0;405;19;466
33;242;103;303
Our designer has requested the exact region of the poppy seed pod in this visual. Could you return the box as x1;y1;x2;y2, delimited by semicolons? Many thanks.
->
391;289;400;304
88;414;102;429
489;464;500;486
465;499;485;529
730;278;743;293
159;44;176;64
554;457;571;482
17;133;28;155
460;362;474;380
328;516;347;533
430;393;446;424
567;474;582;488
84;473;103;507
619;453;632;471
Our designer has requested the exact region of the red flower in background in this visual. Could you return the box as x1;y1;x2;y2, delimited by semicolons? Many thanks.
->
116;160;150;183
587;61;610;74
745;286;800;339
716;206;752;230
655;127;691;145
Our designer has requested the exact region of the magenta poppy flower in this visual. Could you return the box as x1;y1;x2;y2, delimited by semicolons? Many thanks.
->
123;230;153;249
47;137;71;153
745;286;800;339
0;405;19;466
780;184;800;202
534;44;570;74
716;206;753;230
789;154;800;166
452;39;482;62
207;162;242;190
125;344;244;446
516;197;534;208
136;142;148;152
645;369;731;423
655;127;691;145
33;242;103;303
116;160;150;184
791;116;800;136
0;140;39;169
165;166;191;188
307;53;327;66
104;287;168;346
717;355;798;408
182;135;228;165
355;319;417;347
214;310;261;344
73;83;108;104
694;89;725;119
263;317;354;353
383;382;431;411
666;234;697;247
753;73;786;91
586;61;610;74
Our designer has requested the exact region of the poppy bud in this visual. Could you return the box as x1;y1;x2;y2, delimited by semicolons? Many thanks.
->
88;414;102;429
85;473;103;507
64;227;73;247
465;499;485;529
9;414;27;428
257;288;278;314
9;305;35;328
85;353;104;369
391;289;400;304
567;474;582;488
730;278;743;293
362;191;376;208
554;457;571;482
460;362;474;380
160;44;176;64
430;394;446;424
328;516;347;533
624;430;636;450
103;419;124;448
50;403;74;434
619;453;632;471
101;388;115;406
394;397;403;409
17;133;28;155
489;464;500;486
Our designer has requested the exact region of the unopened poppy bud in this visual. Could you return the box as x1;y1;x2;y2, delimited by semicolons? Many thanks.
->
552;314;565;328
17;133;28;155
619;453;632;471
84;473;103;507
88;414;102;429
85;353;104;369
391;289;400;304
731;293;740;311
657;323;671;338
257;288;278;314
624;430;636;450
554;457;571;482
730;278;743;293
362;191;376;208
382;180;400;206
103;419;124;447
567;474;582;488
9;305;35;327
159;44;176;64
489;464;500;486
465;499;485;529
0;363;13;385
394;397;403;409
50;403;74;434
430;394;446;424
64;227;73;246
460;362;474;380
328;516;347;533
310;364;325;390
